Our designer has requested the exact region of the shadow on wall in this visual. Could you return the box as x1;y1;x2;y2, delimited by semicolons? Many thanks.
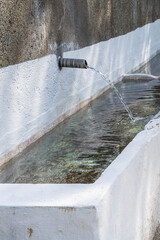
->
0;0;90;67
0;0;160;68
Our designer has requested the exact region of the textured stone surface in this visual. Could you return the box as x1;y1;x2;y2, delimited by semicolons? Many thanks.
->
153;225;160;240
0;0;160;68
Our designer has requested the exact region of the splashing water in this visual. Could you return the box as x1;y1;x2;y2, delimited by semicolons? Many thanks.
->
88;66;135;122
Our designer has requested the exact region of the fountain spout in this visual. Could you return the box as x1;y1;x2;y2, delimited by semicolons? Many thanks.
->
58;56;88;70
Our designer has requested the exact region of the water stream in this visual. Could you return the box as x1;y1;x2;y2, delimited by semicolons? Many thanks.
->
88;66;135;122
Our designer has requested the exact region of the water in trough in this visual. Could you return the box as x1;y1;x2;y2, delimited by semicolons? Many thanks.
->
0;54;160;184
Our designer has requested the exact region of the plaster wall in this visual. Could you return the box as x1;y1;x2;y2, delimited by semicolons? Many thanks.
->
0;19;160;165
0;113;160;240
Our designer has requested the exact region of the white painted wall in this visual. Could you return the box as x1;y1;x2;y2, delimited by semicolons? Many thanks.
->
95;117;160;240
0;19;160;165
0;115;160;240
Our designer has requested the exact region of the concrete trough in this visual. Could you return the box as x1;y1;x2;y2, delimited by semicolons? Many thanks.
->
1;116;160;240
0;20;160;240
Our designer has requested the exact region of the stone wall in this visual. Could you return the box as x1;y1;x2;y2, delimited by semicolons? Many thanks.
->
0;0;160;68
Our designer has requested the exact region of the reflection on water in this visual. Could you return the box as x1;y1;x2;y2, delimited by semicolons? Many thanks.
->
0;78;160;183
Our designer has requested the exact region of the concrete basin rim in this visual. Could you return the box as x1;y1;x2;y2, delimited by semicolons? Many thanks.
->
0;112;160;208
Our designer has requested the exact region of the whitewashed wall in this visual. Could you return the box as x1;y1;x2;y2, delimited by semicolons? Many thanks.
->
0;19;160;164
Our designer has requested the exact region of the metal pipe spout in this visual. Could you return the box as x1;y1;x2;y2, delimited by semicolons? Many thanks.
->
58;56;88;70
